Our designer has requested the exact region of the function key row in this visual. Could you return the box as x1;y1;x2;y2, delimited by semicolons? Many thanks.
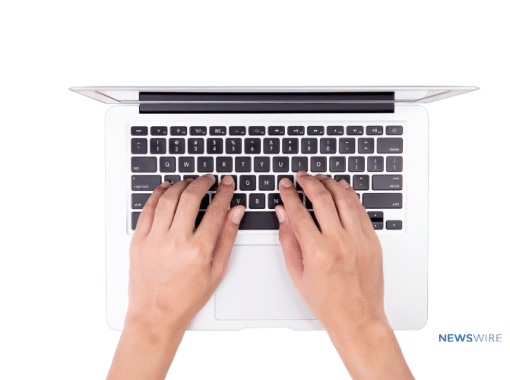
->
131;137;403;155
131;125;403;136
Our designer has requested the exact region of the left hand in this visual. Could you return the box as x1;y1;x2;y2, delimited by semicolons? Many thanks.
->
126;174;245;331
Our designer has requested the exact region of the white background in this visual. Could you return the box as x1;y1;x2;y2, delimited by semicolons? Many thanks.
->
1;1;508;379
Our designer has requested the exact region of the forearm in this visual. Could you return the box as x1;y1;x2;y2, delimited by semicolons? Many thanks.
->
326;320;415;380
106;318;187;380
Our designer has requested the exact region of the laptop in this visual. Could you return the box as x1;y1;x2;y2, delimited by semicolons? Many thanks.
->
71;86;477;330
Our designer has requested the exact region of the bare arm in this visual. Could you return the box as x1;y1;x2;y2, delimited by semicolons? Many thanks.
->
107;174;243;380
276;171;414;380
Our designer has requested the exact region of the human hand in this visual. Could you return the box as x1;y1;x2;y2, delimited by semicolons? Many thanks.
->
275;171;386;331
126;174;245;330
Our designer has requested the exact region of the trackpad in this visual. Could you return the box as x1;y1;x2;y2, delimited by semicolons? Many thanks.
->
215;245;317;320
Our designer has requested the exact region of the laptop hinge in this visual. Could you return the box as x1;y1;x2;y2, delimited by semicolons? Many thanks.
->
138;92;395;114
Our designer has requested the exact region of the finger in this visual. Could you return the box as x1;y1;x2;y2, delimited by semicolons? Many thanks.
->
275;206;304;286
195;175;235;250
210;205;246;283
295;171;343;234
132;181;172;241
170;174;216;235
277;176;321;250
315;174;363;236
150;179;192;235
338;179;380;243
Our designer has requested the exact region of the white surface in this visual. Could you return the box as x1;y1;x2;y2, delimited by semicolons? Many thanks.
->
1;1;508;379
105;107;427;330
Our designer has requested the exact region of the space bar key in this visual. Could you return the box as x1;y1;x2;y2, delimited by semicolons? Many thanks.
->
239;211;279;230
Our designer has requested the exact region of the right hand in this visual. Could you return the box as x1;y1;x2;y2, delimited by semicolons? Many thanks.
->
275;171;388;331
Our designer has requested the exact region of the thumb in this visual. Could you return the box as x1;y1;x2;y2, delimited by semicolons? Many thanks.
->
276;205;304;285
211;205;245;283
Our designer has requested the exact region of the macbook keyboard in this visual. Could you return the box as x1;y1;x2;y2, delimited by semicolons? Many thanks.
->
130;124;404;231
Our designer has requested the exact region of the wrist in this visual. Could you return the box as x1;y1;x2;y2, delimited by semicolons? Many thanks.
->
124;309;189;343
325;316;393;349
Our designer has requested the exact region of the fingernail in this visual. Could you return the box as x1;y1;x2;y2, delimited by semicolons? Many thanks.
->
222;175;233;185
229;206;245;225
186;177;194;182
340;179;350;189
297;171;307;177
280;178;293;188
160;181;171;188
316;174;326;181
275;206;286;223
205;173;215;180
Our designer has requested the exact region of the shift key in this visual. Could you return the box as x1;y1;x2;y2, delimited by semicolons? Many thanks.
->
132;175;161;191
363;193;402;209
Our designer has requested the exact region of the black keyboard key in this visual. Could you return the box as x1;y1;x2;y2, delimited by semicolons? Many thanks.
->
268;193;283;208
188;138;204;154
386;125;403;135
372;175;403;190
249;193;265;209
178;157;195;172
367;156;384;172
151;126;167;136
245;138;261;154
268;126;285;135
207;138;223;154
240;175;256;190
132;175;161;191
259;175;275;190
150;138;166;154
183;175;199;180
239;211;279;230
210;126;226;135
249;126;265;135
348;156;365;172
235;157;251;172
386;220;403;230
334;175;350;185
131;212;141;230
254;157;270;172
231;193;247;208
311;157;327;172
358;138;375;154
273;156;289;172
132;157;157;172
132;193;151;209
195;211;206;229
163;175;181;184
263;138;280;154
327;126;344;135
131;138;147;154
277;175;294;188
386;156;403;172
320;138;336;154
372;222;383;230
363;193;402;209
307;126;324;135
221;175;238;190
329;157;346;172
159;157;176;172
366;126;383;135
200;194;210;209
190;126;207;135
292;157;308;172
368;211;384;222
169;138;185;154
353;175;370;190
229;126;246;135
301;138;318;154
288;126;305;135
216;157;233;172
347;126;363;135
170;126;187;136
226;138;242;154
197;157;214;172
377;138;403;153
282;138;299;153
339;138;355;153
131;126;148;136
